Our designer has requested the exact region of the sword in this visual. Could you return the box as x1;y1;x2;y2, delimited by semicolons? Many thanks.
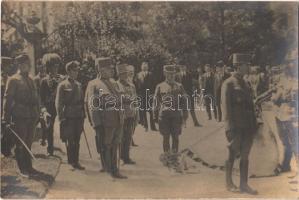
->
82;128;92;159
7;126;36;160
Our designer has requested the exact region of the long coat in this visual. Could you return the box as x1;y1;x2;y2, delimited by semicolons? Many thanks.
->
221;72;257;132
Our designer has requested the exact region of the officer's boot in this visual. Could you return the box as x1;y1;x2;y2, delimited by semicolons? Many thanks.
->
172;135;179;154
15;147;29;177
99;147;106;172
163;135;170;153
104;145;112;173
225;160;238;192
73;144;85;170
111;145;127;179
66;142;73;165
240;160;258;195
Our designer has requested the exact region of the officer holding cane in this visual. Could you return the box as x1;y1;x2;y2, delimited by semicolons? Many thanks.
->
2;54;40;178
55;61;85;170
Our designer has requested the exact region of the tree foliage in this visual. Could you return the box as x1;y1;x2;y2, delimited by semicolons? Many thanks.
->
42;2;297;71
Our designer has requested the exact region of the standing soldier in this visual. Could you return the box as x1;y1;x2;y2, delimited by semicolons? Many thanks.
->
154;65;188;153
1;56;15;157
55;61;85;170
117;64;138;164
33;59;47;146
39;53;64;154
85;58;109;172
86;57;127;178
2;54;40;177
221;60;258;194
202;64;217;120
135;62;157;132
177;65;201;127
214;61;224;122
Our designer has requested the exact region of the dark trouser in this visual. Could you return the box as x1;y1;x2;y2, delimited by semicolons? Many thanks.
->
95;125;106;169
13;118;37;173
276;119;298;170
225;129;254;187
215;100;222;122
46;116;56;154
140;109;156;130
159;115;182;153
204;95;217;120
1;125;15;157
189;94;200;125
103;126;123;175
39;118;47;143
62;118;83;165
163;134;179;153
121;117;135;161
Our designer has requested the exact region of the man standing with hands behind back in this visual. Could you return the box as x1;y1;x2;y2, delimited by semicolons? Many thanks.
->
56;61;85;170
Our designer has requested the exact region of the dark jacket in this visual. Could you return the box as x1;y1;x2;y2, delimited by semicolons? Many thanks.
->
2;73;40;121
221;72;257;132
55;77;85;121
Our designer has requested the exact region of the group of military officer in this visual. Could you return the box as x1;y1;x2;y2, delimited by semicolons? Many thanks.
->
1;49;297;192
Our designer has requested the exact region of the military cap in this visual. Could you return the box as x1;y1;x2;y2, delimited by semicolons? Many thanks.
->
95;57;113;69
42;53;61;69
65;60;80;72
117;64;135;74
15;53;30;64
216;60;224;67
163;65;177;74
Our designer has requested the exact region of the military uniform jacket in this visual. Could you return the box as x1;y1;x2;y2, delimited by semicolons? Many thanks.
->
154;81;188;119
85;78;124;128
40;74;64;115
221;72;257;132
2;73;40;121
201;72;215;95
55;77;85;121
117;80;138;119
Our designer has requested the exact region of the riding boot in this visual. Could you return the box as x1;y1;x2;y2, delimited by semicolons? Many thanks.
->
163;135;170;153
225;160;238;192
111;145;127;179
172;135;179;153
104;145;112;173
240;160;258;195
15;147;27;173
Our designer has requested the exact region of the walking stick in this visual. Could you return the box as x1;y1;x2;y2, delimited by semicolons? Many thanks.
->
7;126;36;160
82;128;92;159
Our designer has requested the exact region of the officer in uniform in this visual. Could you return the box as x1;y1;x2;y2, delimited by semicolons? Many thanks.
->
1;56;15;157
55;61;85;170
221;61;258;194
117;64;138;164
2;54;40;177
85;57;127;178
135;62;157;132
40;53;64;154
85;58;110;172
33;58;47;146
201;64;217;120
154;65;188;153
177;65;201;127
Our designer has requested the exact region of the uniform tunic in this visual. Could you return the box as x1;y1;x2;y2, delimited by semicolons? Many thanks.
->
2;72;40;172
154;81;188;136
221;72;258;157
